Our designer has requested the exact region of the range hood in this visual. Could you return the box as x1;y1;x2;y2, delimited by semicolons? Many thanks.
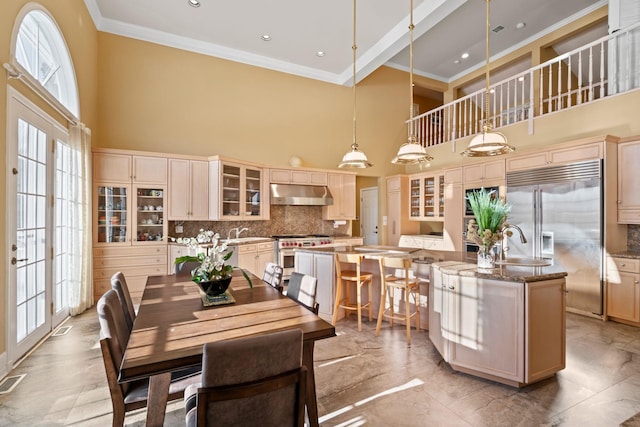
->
270;184;333;206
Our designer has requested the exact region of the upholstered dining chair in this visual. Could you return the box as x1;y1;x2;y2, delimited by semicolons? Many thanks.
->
175;260;201;277
262;262;284;293
110;272;136;331
286;272;319;313
375;256;421;345
97;290;201;427
183;329;306;427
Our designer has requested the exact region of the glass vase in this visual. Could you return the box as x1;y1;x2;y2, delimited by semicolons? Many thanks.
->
477;245;496;269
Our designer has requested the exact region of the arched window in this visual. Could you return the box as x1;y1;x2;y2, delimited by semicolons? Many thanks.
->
12;5;79;117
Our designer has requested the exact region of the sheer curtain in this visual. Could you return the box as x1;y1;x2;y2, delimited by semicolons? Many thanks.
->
66;123;93;315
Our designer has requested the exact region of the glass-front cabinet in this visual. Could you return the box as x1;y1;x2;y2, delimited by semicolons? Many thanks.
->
133;186;167;245
408;171;445;221
96;184;129;244
209;158;268;220
94;184;167;245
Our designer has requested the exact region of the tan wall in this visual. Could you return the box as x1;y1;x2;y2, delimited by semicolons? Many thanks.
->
0;0;97;357
96;33;406;179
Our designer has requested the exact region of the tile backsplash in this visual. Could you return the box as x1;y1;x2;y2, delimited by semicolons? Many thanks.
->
168;205;351;240
629;225;640;252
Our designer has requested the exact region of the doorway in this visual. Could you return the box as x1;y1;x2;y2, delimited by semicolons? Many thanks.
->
360;187;379;245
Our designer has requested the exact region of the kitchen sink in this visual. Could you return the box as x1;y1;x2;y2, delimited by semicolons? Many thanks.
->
494;257;551;267
225;237;271;244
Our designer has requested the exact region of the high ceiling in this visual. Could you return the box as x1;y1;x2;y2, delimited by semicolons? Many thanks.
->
84;0;608;87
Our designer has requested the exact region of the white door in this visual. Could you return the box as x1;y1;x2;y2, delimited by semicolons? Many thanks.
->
360;187;379;245
7;90;68;365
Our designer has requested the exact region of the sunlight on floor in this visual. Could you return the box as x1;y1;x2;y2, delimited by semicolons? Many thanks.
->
319;378;424;424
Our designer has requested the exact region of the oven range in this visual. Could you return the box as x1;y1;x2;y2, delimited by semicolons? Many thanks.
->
273;234;333;280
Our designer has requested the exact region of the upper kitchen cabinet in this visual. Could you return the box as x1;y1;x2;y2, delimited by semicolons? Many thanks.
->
386;176;419;246
270;168;328;186
408;171;445;221
463;159;505;187
168;158;209;221
209;157;269;221
93;150;167;184
617;139;640;223
322;172;356;220
506;141;603;173
443;167;464;252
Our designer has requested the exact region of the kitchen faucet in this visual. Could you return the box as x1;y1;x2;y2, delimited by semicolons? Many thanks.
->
228;227;249;240
499;224;528;261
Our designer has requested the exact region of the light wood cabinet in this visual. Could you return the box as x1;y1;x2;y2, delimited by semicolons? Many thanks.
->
235;242;276;277
386;176;419;246
168;158;209;220
408;172;445;221
209;158;269;221
506;141;603;172
443;167;463;251
617;140;640;223
322;173;356;220
607;256;640;324
93;245;167;303
294;251;336;320
463;158;505;185
93;152;167;184
270;168;328;186
430;264;566;387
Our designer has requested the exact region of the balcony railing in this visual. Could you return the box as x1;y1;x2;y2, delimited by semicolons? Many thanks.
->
409;21;640;149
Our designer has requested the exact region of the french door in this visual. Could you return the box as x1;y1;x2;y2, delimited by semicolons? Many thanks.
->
7;88;69;365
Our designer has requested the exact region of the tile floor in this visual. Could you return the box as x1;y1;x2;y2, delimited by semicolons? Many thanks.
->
1;309;640;426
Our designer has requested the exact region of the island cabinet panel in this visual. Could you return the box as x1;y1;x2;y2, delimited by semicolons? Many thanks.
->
430;262;566;387
526;278;566;383
447;276;525;383
294;251;336;320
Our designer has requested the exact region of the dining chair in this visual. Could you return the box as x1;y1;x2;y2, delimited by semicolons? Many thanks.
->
333;253;373;331
183;329;306;427
262;262;284;293
286;272;319;313
175;260;201;277
375;256;421;345
110;272;136;331
97;290;201;427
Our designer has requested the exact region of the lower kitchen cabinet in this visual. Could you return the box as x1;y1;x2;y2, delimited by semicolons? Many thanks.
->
93;245;168;303
235;242;276;277
295;251;335;320
430;263;566;387
607;256;640;325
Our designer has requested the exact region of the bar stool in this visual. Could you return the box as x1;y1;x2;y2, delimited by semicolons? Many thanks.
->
375;256;420;345
333;253;373;331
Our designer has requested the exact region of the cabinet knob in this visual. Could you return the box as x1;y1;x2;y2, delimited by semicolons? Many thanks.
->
617;200;622;204
635;280;639;284
447;285;455;290
621;263;626;267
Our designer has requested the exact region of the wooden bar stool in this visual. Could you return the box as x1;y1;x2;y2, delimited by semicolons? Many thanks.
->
333;253;373;331
375;256;420;345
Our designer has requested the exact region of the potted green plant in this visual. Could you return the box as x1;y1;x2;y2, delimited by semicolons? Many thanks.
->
173;229;252;296
466;188;511;268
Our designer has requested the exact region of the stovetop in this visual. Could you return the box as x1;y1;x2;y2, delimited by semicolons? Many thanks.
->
272;234;330;239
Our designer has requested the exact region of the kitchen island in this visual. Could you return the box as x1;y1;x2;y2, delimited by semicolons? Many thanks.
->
296;245;568;387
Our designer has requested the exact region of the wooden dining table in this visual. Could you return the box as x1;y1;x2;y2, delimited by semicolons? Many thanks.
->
119;270;336;427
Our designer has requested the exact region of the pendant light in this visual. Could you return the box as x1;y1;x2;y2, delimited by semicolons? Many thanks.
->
338;0;372;168
391;0;433;165
462;0;515;157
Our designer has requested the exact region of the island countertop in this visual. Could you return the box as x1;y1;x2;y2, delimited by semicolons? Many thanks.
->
295;245;567;283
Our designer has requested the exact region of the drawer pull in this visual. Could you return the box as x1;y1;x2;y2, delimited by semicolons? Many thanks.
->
621;263;627;267
635;280;639;284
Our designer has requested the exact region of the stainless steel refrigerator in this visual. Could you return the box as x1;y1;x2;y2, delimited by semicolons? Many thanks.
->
506;160;603;316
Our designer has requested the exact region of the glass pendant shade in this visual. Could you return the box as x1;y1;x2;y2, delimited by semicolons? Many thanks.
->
461;125;514;157
339;143;372;168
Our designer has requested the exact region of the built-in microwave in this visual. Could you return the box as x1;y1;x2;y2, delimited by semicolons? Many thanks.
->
464;186;499;216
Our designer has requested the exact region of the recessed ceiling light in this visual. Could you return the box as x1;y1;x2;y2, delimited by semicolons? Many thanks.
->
516;22;526;30
454;59;461;64
316;51;326;57
461;52;469;59
261;34;271;41
489;89;495;94
187;0;200;8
